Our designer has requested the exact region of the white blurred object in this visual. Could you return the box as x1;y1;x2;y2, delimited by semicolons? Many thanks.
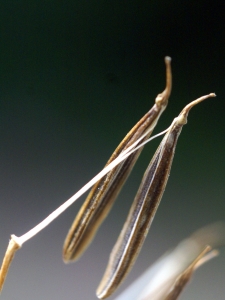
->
115;222;225;300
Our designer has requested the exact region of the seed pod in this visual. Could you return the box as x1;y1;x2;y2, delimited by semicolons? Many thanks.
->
114;222;224;300
96;93;216;299
63;57;172;262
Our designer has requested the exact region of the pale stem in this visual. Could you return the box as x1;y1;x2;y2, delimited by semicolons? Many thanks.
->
0;117;168;293
0;235;21;292
0;92;215;293
18;127;168;245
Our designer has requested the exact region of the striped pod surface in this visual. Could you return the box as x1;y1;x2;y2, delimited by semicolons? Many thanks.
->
63;57;172;262
96;93;216;299
114;222;224;300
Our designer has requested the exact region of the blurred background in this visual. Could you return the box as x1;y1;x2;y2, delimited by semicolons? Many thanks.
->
0;1;224;299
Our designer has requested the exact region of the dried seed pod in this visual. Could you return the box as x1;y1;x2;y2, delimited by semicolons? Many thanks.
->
63;57;172;262
96;93;216;299
163;246;216;300
114;222;224;300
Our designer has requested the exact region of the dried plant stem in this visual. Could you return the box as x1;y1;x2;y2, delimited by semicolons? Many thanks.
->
0;92;216;294
19;132;168;245
96;93;216;299
0;115;169;292
63;57;172;262
0;235;21;292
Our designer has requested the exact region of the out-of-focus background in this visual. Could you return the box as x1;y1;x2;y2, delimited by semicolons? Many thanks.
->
0;1;224;299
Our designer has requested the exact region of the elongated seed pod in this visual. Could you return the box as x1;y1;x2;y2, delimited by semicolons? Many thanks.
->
138;245;218;300
63;57;172;262
96;93;216;299
114;222;224;300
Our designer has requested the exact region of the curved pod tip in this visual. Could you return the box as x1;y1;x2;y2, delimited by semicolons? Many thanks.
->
174;93;216;127
155;56;172;108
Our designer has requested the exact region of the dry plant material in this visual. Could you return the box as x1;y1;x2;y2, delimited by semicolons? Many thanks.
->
0;58;171;293
163;246;217;300
114;223;224;300
138;247;218;300
63;57;172;262
96;93;216;299
0;235;21;292
0;55;218;300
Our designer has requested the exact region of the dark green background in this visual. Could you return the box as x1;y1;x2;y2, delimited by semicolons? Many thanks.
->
0;1;224;299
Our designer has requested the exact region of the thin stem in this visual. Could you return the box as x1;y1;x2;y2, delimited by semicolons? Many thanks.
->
18;127;168;245
0;235;21;291
0;92;215;295
181;93;216;115
0;111;169;294
0;93;215;250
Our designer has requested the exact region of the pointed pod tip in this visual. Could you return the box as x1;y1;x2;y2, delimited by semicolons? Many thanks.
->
210;92;216;97
62;257;69;264
165;56;171;62
173;92;216;127
62;246;72;264
62;250;75;264
96;289;106;300
181;92;216;116
155;56;172;107
96;278;115;299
